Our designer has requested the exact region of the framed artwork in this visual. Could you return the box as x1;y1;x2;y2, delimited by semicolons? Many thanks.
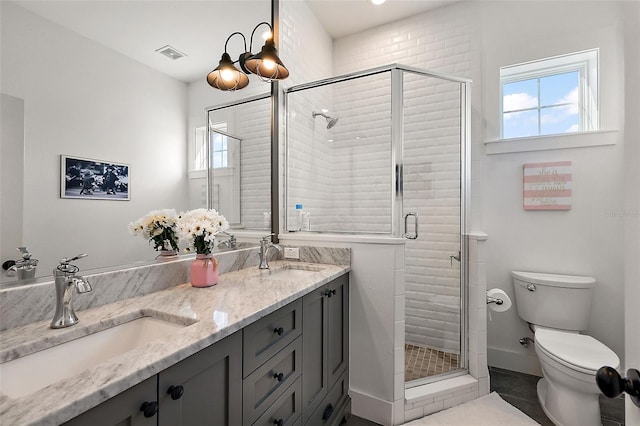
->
523;161;571;210
61;155;130;200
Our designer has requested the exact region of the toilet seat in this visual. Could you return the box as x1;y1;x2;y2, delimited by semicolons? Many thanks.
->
535;327;620;374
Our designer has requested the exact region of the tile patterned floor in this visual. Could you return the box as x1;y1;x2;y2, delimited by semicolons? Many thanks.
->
489;366;626;426
344;367;626;425
405;344;460;381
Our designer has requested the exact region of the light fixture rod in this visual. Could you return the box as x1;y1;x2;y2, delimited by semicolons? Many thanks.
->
249;21;273;51
224;31;247;56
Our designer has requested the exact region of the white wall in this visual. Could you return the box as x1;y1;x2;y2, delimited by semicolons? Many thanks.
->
0;2;188;274
480;1;627;374
0;94;24;265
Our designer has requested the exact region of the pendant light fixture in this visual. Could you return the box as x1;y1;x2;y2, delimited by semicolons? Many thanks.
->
206;32;250;91
242;22;289;82
207;22;289;91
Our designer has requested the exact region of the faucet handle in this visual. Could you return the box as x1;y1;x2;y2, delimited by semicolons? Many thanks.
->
57;254;88;274
60;253;88;264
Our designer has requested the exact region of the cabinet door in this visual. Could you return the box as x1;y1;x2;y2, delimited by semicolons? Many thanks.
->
305;370;349;426
63;376;158;426
327;274;349;390
301;285;328;424
158;331;242;426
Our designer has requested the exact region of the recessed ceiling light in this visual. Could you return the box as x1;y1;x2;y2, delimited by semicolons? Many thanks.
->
156;45;187;60
370;0;386;5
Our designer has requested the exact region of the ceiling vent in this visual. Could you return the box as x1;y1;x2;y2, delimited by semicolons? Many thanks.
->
156;45;186;60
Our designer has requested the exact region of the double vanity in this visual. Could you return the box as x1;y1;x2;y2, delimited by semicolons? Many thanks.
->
0;248;350;426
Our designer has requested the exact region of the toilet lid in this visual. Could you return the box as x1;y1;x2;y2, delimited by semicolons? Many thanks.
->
535;328;620;373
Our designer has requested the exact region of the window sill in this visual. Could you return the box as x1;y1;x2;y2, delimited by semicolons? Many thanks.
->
188;170;206;179
484;130;618;155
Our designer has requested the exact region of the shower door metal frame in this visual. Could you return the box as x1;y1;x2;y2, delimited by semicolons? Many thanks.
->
284;64;472;383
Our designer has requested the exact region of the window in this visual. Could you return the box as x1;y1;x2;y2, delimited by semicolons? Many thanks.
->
500;49;598;139
192;123;228;171
210;123;228;168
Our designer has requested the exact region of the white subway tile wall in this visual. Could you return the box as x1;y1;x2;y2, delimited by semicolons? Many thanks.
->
286;2;471;355
280;1;335;231
333;2;473;359
280;2;485;422
237;98;272;229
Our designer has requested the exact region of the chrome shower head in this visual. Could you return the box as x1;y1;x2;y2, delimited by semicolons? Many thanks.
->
312;111;339;129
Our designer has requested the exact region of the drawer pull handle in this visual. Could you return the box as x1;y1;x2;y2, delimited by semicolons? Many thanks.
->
140;401;158;418
167;385;184;400
274;327;284;336
322;403;334;421
273;372;284;382
274;419;284;426
324;289;336;298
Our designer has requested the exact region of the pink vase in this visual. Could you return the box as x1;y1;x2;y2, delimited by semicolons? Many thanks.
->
190;254;219;288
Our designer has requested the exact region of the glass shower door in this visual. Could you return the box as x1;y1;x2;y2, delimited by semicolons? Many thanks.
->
401;71;464;385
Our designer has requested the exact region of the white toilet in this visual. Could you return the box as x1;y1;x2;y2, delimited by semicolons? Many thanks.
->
512;271;620;426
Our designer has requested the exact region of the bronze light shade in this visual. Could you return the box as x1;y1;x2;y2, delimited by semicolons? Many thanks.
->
206;52;249;91
243;38;289;82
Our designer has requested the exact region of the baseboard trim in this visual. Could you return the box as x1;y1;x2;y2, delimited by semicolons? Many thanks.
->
350;389;393;425
488;346;543;377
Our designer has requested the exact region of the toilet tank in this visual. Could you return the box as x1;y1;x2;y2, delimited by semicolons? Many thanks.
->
512;271;596;331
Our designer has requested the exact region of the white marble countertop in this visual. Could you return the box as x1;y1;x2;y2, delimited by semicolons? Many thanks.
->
0;260;350;425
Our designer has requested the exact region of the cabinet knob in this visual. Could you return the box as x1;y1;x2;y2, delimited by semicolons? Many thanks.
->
273;372;284;382
274;327;284;336
596;366;640;407
322;403;334;421
324;289;336;298
273;419;284;426
167;384;184;400
140;401;158;418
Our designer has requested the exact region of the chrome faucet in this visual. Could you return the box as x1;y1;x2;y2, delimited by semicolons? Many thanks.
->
51;254;92;329
258;235;282;270
5;247;39;279
217;231;237;249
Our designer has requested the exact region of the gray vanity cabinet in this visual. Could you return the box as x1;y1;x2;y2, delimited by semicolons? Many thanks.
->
302;274;349;425
62;271;349;426
63;376;158;426
63;331;242;426
158;330;242;426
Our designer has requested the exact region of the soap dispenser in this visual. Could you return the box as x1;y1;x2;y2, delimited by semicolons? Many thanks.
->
6;247;39;279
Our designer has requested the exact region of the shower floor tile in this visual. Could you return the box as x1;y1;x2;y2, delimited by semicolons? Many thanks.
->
405;344;459;381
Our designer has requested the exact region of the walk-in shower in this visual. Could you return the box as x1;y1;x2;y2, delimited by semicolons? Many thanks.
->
284;64;470;386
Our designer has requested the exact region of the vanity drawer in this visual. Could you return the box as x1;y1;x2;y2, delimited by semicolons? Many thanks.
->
252;378;302;426
243;336;302;425
305;370;349;426
243;298;302;376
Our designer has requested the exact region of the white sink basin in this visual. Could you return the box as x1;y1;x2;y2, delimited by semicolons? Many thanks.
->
0;316;186;399
258;264;325;282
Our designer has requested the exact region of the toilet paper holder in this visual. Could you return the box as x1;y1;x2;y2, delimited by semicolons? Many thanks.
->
486;294;504;305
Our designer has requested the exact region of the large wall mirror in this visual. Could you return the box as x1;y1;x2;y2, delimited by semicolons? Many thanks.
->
204;94;271;231
0;0;272;285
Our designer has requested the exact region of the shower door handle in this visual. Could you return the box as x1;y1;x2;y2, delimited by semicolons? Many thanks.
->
404;212;418;240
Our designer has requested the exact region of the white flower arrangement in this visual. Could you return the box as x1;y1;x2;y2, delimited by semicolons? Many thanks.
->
176;208;229;255
128;209;180;252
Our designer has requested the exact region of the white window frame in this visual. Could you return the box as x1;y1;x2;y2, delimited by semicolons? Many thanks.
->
499;49;599;139
192;126;207;172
